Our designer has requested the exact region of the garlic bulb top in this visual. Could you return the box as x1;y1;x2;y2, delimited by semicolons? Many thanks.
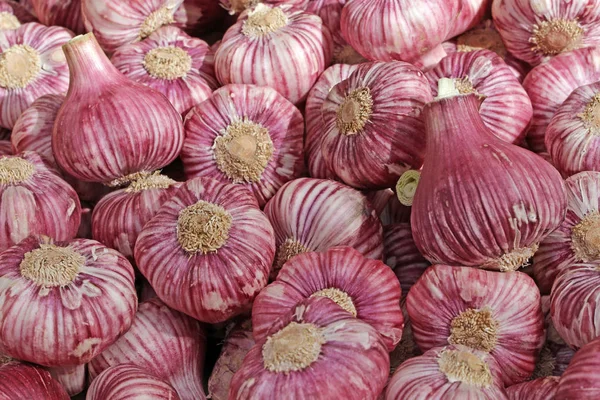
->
30;0;85;34
0;362;69;399
0;1;36;30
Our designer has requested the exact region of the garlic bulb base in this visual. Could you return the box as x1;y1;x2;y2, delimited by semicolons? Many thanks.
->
438;348;494;387
176;200;233;254
571;212;600;261
143;46;192;80
0;155;34;183
0;44;40;90
139;5;176;40
262;322;325;373
0;12;20;29
274;238;309;273
448;307;499;352
19;243;83;287
483;244;538;272
241;4;288;37
531;19;584;57
108;171;153;188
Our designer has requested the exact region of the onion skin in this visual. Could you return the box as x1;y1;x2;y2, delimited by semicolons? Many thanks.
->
555;336;600;399
30;0;85;34
0;362;69;400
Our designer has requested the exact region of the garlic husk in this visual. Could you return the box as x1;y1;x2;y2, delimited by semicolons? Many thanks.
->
0;22;72;129
412;85;567;271
135;177;275;323
446;0;491;39
87;364;181;400
319;61;432;189
407;265;545;386
53;33;184;184
555;336;600;399
0;0;37;30
0;151;81;251
385;344;508;399
506;376;559;400
30;0;85;34
173;0;225;34
111;26;213;116
89;298;207;400
0;140;11;155
215;3;333;105
231;297;389;400
264;178;383;278
219;0;309;16
48;364;86;396
426;49;532;144
523;47;600;153
0;362;69;399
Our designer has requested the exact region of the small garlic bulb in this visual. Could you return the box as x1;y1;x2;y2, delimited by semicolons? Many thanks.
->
555;336;600;399
0;362;69;399
506;374;559;399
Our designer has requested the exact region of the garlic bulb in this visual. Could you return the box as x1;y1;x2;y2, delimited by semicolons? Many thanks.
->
319;61;432;189
0;362;69;399
53;33;184;185
30;0;85;34
111;26;213;115
230;297;390;400
555;336;600;399
385;344;508;399
135;177;275;323
0;22;72;129
89;298;207;400
412;79;567;271
426;49;532;144
0;235;137;366
181;84;304;207
87;364;180;400
0;140;11;155
506;377;559;400
0;152;81;251
48;365;86;397
446;0;491;39
215;3;333;105
264;178;383;278
523;47;600;153
0;1;36;30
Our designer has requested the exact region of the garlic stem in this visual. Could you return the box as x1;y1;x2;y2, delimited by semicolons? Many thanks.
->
435;78;461;101
396;170;420;206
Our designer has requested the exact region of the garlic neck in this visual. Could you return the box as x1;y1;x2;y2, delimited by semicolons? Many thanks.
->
572;212;600;262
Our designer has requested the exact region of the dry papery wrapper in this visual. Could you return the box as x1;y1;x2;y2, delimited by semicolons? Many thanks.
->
384;344;508;400
181;84;305;207
230;297;390;400
263;177;383;279
111;25;214;116
492;0;600;66
219;0;309;15
506;376;559;400
0;362;69;399
319;61;432;189
0;0;37;30
0;22;72;129
534;172;600;294
47;364;86;397
253;246;404;351
523;46;600;153
426;49;533;144
0;140;11;155
30;0;85;34
215;3;333;105
407;265;545;386
89;298;207;400
555;336;600;399
411;78;567;271
135;177;275;323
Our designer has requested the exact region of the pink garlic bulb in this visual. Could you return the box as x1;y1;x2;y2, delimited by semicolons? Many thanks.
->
0;140;11;155
231;297;389;400
215;3;333;105
48;365;86;397
0;22;72;129
30;0;85;34
0;362;69;399
0;1;37;30
446;0;491;39
506;377;559;400
555;336;600;399
111;26;213;115
181;84;305;207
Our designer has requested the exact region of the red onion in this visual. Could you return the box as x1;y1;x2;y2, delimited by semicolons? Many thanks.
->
506;376;559;400
0;0;36;30
555;336;600;399
0;362;69;399
30;0;85;34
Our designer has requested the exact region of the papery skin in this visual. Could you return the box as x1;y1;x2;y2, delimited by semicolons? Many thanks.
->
523;47;600;153
0;236;137;366
111;26;213;116
181;84;305;207
87;364;180;400
30;0;85;34
135;178;275;324
0;362;69;399
320;61;432;189
384;344;508;400
447;0;491;39
411;93;567;270
505;376;559;400
215;4;333;105
0;22;72;129
48;364;86;396
426;49;532;144
89;298;207;400
0;140;11;155
230;297;389;400
0;1;37;27
556;336;600;399
0;152;81;251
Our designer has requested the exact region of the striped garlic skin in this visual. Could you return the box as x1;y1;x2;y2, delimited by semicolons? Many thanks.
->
506;376;559;400
215;4;333;105
446;0;491;39
556;337;600;399
0;22;72;129
30;0;85;34
89;298;206;400
0;236;137;366
0;152;81;251
320;61;432;189
0;140;11;155
181;84;305;207
426;49;533;144
523;47;600;153
0;1;37;27
538;296;576;377
231;297;390;400
407;265;545;386
304;63;357;180
48;364;86;397
87;364;180;400
0;362;69;400
534;172;600;294
111;26;213;116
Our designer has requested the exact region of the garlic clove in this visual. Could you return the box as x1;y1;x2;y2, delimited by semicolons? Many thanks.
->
555;336;600;399
0;362;69;399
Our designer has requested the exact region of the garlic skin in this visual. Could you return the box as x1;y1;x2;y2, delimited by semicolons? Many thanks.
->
0;362;69;399
556;336;600;399
135;177;275;323
219;0;309;16
215;4;333;105
111;26;213;116
48;364;86;397
319;61;432;189
426;49;533;144
407;265;545;386
89;298;206;400
389;302;421;374
0;140;11;155
0;22;72;129
506;377;559;400
30;0;85;34
0;1;37;30
0;236;137;367
264;178;383;278
173;0;225;34
0;152;81;251
231;297;389;400
87;364;180;400
523;47;600;153
447;0;491;39
377;190;411;225
385;344;508;400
